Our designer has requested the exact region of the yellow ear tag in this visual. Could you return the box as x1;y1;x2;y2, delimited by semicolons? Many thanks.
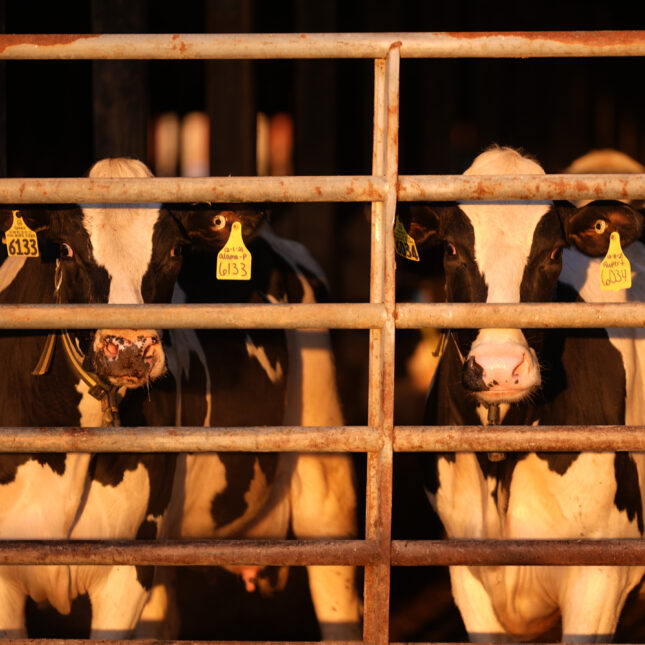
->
600;231;631;291
394;216;420;262
216;221;251;281
2;210;39;258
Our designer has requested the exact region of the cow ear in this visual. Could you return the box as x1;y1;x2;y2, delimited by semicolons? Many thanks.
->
0;206;52;234
560;200;644;256
169;204;268;248
397;203;443;249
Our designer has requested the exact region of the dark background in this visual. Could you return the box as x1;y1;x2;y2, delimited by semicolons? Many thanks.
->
3;1;645;641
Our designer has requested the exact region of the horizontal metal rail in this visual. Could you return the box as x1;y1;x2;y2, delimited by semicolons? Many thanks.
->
395;426;645;452
1;302;644;330
3;174;645;203
1;31;645;60
0;426;381;453
0;303;386;329
3;425;645;454
396;302;645;329
391;539;645;566
0;539;378;566
0;537;641;567
0;176;386;203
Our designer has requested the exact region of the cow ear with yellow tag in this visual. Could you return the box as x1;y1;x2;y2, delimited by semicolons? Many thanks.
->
0;208;49;258
563;200;644;257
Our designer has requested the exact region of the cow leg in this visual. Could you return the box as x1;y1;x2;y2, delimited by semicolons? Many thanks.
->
560;566;638;643
0;578;27;638
290;453;362;640
449;566;510;643
88;565;149;639
135;568;180;639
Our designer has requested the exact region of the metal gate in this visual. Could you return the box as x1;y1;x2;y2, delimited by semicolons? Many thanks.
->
2;30;645;645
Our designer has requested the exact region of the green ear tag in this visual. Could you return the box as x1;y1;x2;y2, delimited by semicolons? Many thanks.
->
2;210;39;258
216;221;251;281
394;216;419;262
600;231;631;291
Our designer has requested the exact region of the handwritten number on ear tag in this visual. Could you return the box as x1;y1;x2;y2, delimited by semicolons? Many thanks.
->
216;221;252;280
3;210;39;258
394;216;419;262
600;232;631;291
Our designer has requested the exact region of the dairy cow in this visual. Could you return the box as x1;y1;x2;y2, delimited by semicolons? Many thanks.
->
398;146;645;643
0;158;186;638
137;215;362;640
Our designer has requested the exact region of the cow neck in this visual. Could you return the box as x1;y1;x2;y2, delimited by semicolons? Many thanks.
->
437;329;506;462
32;260;122;427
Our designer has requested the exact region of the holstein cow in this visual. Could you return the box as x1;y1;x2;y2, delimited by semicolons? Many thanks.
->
398;146;645;643
136;209;362;640
0;158;182;638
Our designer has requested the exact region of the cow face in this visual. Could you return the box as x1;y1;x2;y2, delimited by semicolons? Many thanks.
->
401;146;643;407
1;161;268;393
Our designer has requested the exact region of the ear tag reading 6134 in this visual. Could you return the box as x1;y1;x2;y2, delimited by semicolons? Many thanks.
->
394;216;419;262
216;221;252;281
2;210;39;258
600;231;631;291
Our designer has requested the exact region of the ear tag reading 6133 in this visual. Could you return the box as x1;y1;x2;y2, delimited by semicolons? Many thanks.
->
2;210;39;258
216;221;252;281
394;216;419;262
600;231;631;291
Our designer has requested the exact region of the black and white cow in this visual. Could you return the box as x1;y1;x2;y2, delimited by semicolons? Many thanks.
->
136;212;362;640
1;159;361;640
0;158;184;638
398;146;645;643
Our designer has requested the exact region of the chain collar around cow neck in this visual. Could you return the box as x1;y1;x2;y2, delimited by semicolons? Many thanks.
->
31;260;121;427
434;328;505;462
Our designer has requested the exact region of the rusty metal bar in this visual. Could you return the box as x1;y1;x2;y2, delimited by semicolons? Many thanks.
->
4;173;645;203
364;45;399;645
0;641;366;645
396;302;645;329
0;175;386;203
0;302;386;329
391;539;645;566
395;426;645;452
399;173;645;201
0;426;380;453
0;539;378;566
2;32;645;60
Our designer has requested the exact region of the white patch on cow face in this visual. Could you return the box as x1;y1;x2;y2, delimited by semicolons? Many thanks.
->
0;257;26;296
460;148;549;403
82;158;160;305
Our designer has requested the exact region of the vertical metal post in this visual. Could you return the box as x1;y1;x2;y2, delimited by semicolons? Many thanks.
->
364;44;400;645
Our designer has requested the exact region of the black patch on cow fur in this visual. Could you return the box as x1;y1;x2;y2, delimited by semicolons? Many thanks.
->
614;453;644;534
0;454;67;485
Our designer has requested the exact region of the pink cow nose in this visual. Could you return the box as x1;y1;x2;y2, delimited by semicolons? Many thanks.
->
473;347;529;388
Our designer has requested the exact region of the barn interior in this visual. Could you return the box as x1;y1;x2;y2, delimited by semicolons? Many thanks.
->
3;1;645;641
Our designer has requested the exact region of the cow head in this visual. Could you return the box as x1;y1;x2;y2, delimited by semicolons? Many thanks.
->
0;159;268;391
400;146;644;406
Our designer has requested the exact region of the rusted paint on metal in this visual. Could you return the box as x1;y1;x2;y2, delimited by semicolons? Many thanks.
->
446;30;645;48
396;302;645;329
392;539;645;566
0;425;381;453
0;33;101;54
0;538;379;566
0;303;387;330
394;426;645;453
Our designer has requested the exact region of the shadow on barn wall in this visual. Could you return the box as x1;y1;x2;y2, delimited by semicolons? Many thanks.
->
5;0;645;640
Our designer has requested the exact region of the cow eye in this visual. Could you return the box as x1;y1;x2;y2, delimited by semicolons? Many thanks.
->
170;243;182;258
444;241;457;257
212;214;227;230
594;219;608;234
60;242;74;259
550;245;563;261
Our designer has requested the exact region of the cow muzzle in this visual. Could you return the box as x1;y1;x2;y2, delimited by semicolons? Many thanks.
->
462;331;541;404
92;328;166;388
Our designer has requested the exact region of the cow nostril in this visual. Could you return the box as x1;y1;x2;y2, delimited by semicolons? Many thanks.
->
104;342;119;358
512;353;526;377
